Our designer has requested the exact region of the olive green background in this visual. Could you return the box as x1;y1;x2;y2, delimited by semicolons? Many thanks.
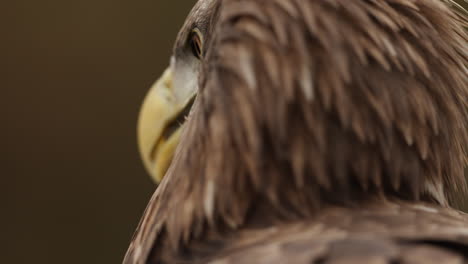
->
1;1;466;263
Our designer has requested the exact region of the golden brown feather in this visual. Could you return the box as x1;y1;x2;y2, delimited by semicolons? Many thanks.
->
125;0;468;263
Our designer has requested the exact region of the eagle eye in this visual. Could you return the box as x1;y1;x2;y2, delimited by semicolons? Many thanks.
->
189;28;203;59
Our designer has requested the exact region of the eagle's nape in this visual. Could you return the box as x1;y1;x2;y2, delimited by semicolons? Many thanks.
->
127;0;468;263
150;201;468;264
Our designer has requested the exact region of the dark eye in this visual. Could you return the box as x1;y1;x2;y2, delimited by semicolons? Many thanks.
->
189;28;203;59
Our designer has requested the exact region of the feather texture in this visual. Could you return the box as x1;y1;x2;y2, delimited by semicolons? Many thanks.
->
124;0;468;263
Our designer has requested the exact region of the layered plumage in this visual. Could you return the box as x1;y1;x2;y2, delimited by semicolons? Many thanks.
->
125;0;468;263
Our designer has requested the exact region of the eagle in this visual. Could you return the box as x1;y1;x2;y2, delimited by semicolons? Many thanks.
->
125;0;468;263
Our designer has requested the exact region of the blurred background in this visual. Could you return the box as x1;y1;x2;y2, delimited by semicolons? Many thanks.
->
2;1;194;263
1;1;466;263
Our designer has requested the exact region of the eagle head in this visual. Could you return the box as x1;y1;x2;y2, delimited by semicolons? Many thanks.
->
131;0;467;262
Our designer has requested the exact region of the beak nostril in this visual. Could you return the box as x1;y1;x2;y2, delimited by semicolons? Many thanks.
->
163;70;173;88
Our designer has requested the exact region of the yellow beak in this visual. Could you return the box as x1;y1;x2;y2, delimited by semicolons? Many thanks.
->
137;67;195;183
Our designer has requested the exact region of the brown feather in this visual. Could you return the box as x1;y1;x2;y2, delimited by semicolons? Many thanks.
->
124;0;468;263
151;201;468;264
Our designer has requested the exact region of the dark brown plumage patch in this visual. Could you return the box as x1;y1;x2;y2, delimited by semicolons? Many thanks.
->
124;0;468;263
149;201;468;264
